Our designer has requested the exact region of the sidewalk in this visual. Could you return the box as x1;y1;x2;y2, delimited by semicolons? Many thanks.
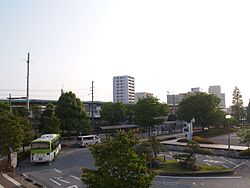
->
0;160;22;188
161;138;248;151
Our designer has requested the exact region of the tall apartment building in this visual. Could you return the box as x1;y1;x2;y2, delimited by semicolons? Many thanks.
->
113;75;135;104
135;92;153;103
208;85;226;108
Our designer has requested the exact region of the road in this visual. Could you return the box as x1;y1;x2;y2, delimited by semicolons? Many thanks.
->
17;146;250;188
208;133;245;146
18;147;94;188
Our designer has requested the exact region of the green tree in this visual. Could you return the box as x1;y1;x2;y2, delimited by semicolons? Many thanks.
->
135;136;166;163
134;97;169;137
56;92;91;136
246;101;250;124
177;93;223;131
237;128;250;149
81;131;156;188
41;103;60;134
0;102;24;164
30;105;43;136
101;102;126;125
124;104;135;124
232;86;246;126
13;106;34;153
173;140;202;170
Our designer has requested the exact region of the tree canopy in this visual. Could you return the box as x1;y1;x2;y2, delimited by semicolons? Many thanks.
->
247;101;250;124
237;128;250;149
100;102;126;125
41;103;60;134
56;92;91;136
232;86;246;125
0;102;24;156
81;131;156;188
177;93;223;130
134;97;169;137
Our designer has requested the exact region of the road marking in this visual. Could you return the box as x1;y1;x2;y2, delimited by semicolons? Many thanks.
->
67;185;78;188
205;155;212;159
223;164;229;168
2;173;22;186
50;178;61;186
220;157;228;162
204;159;222;164
51;168;62;173
229;161;237;166
55;177;70;184
193;182;197;186
157;176;242;179
70;175;81;181
233;161;248;170
0;184;4;188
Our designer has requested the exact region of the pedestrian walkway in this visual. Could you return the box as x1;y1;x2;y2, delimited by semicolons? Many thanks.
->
0;173;20;188
161;138;248;151
140;132;185;142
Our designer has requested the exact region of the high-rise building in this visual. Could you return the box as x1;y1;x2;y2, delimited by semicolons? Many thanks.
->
135;92;153;103
208;85;226;108
191;87;202;93
113;75;135;104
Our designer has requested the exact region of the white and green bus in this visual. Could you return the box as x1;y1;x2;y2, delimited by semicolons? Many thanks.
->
30;134;61;163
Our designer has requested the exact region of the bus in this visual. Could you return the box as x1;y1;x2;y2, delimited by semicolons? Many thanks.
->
30;134;61;163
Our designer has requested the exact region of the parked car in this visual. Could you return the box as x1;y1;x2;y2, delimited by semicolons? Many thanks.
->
76;135;101;147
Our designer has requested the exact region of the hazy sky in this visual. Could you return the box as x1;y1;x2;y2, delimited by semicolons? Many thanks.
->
1;0;250;107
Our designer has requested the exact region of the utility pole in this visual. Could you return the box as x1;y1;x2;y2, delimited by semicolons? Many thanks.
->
26;52;30;111
91;81;94;133
9;93;11;113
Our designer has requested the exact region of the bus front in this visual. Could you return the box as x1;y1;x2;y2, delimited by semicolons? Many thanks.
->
30;140;51;163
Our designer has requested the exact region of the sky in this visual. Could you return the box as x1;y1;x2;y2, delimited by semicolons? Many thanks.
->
0;0;250;107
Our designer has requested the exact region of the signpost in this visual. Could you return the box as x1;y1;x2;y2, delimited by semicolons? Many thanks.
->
11;152;17;174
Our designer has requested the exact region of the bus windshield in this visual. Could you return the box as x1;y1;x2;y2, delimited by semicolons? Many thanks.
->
31;142;50;149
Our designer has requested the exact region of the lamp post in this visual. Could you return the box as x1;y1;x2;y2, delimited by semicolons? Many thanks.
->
225;115;232;151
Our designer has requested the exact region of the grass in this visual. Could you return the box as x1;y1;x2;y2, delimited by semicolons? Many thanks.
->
157;160;231;174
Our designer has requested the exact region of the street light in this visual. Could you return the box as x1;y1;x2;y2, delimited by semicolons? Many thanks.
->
225;114;232;151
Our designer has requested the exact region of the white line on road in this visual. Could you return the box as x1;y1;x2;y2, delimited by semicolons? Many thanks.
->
157;176;242;179
51;168;62;173
67;185;78;188
50;178;61;186
223;164;229;168
55;177;70;184
70;175;81;181
233;161;248;170
205;155;212;159
2;173;22;186
229;161;237;166
219;157;229;162
0;183;4;188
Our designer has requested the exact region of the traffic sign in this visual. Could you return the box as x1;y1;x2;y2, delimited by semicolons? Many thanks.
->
11;152;17;168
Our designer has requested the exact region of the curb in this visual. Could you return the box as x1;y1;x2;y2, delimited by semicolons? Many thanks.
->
2;173;22;187
158;170;234;177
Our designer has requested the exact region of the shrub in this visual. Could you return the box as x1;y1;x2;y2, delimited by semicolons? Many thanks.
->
177;136;214;144
239;149;250;156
